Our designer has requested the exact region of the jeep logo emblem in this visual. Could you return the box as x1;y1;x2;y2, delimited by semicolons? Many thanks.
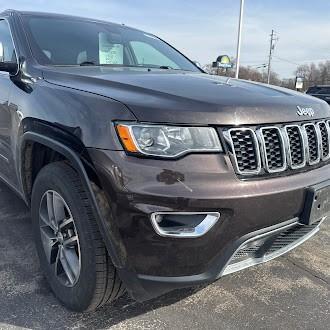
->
297;106;314;117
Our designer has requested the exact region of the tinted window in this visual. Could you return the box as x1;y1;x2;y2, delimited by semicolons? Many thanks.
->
0;20;16;62
307;86;330;94
306;87;318;94
319;87;330;94
22;16;199;72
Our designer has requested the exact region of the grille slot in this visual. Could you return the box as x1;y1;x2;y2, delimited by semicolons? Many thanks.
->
285;125;305;169
303;123;320;165
260;127;286;172
228;129;261;174
317;121;330;160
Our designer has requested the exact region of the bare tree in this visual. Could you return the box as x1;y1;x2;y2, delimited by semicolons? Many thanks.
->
204;60;330;91
295;60;330;89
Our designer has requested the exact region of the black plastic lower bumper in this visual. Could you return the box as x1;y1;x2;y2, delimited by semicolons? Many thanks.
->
120;217;324;301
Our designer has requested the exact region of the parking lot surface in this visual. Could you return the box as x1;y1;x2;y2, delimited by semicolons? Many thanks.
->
0;181;329;330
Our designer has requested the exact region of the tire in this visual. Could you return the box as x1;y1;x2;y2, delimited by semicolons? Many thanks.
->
31;161;124;312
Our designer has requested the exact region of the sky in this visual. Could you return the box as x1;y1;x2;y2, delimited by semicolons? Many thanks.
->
1;0;330;78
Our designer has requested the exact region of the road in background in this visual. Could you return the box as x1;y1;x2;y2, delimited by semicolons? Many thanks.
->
0;181;329;329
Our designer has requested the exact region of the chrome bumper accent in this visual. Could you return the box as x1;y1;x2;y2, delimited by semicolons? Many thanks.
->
150;212;220;238
221;218;325;276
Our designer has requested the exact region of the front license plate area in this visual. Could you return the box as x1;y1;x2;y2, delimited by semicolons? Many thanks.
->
301;182;330;225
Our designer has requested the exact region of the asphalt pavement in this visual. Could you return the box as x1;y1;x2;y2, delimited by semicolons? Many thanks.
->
0;181;329;329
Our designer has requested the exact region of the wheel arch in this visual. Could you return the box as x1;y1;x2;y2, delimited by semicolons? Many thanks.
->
19;127;124;268
18;119;98;200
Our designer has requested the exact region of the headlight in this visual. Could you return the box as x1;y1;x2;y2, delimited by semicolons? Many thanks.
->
116;123;222;157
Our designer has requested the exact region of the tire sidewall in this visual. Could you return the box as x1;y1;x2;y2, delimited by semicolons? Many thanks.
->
31;163;98;311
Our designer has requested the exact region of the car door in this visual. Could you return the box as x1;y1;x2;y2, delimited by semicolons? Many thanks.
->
0;18;17;184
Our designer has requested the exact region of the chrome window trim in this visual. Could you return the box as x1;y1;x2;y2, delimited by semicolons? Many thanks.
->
283;124;306;169
258;126;287;173
227;128;262;175
317;121;330;161
302;123;321;165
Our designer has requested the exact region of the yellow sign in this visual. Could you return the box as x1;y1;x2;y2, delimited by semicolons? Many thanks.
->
216;55;232;68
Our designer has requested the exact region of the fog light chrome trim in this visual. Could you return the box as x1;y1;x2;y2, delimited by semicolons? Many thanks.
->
150;212;220;238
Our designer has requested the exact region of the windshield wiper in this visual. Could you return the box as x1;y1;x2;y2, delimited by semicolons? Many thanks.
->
79;63;194;72
157;66;194;71
79;61;97;66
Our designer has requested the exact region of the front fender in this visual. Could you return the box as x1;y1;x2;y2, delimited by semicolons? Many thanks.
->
19;131;127;269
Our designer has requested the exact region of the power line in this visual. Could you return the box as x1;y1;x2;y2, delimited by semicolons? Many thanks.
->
240;57;329;69
273;56;299;66
273;56;330;66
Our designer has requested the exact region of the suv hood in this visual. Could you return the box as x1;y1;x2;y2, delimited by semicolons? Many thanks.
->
42;67;330;125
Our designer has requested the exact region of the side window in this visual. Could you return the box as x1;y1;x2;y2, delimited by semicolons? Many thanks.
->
320;87;330;94
130;41;179;68
0;19;16;63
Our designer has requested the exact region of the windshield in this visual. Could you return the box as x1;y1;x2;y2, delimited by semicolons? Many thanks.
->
22;15;199;72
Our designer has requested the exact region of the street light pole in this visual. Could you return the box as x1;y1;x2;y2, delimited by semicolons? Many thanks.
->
235;0;245;79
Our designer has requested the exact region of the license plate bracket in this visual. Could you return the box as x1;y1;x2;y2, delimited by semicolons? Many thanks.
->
300;181;330;225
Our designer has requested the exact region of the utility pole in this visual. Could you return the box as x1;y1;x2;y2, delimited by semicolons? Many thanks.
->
235;0;245;79
267;30;278;84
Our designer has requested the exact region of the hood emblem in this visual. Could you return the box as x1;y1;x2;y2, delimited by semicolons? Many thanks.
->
297;106;314;117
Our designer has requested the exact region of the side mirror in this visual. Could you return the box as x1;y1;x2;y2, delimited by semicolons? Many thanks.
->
0;41;18;74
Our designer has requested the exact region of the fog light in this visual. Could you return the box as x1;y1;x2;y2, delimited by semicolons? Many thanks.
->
150;212;220;238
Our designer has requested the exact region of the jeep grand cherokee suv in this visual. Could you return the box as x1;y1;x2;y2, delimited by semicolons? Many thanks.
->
0;10;329;312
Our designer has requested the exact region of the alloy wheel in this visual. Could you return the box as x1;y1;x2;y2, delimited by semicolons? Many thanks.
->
39;190;81;287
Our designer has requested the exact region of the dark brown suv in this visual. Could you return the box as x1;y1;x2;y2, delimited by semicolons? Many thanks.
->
0;10;329;312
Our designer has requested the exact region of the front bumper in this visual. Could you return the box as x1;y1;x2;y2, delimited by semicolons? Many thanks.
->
88;148;329;301
135;218;324;299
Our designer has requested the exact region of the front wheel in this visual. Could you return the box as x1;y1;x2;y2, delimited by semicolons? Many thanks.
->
31;161;124;312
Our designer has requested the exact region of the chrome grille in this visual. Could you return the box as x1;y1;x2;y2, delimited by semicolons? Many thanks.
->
285;125;305;169
260;127;286;172
318;121;330;160
226;120;329;176
303;123;320;165
228;128;261;174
